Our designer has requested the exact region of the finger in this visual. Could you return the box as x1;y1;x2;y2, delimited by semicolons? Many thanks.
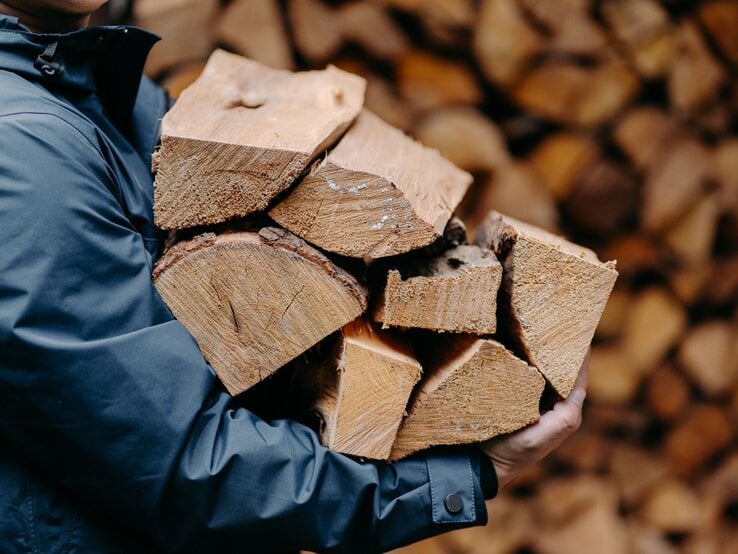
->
572;348;590;390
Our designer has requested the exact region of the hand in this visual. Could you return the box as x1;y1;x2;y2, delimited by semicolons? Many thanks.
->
480;352;589;491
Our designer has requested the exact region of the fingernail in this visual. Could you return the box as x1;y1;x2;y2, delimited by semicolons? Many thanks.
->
569;388;586;407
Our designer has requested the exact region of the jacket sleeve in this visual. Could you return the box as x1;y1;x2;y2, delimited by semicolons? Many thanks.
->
0;112;495;554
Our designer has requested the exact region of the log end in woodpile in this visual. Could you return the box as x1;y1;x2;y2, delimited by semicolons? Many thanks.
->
373;245;502;334
475;211;618;397
269;109;472;258
153;50;366;230
390;336;545;461
152;228;367;395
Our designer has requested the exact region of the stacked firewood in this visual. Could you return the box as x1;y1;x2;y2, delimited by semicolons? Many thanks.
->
151;49;616;461
129;0;738;552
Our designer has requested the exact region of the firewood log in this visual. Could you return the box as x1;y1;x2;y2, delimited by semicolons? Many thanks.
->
668;22;726;115
621;287;687;373
698;0;738;67
663;192;720;265
287;0;342;64
470;163;560;232
337;2;409;61
413;106;510;173
665;405;733;478
475;212;618;397
397;51;481;111
595;288;632;340
373;245;502;334
389;336;544;460
304;319;421;460
152;228;367;395
520;0;607;57
588;346;641;406
641;137;712;233
473;0;542;87
601;0;677;78
609;445;669;508
613;107;682;172
217;0;294;70
134;0;218;77
269;110;472;258
513;59;639;127
640;480;705;533
153;50;365;230
647;366;690;422
677;320;738;398
529;132;599;202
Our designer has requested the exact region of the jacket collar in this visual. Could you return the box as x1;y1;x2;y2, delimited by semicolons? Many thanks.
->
0;14;159;131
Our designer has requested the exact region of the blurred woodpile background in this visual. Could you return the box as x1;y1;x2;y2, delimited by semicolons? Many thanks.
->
116;0;738;551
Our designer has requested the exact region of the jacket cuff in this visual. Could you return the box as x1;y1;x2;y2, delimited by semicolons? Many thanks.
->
479;450;499;500
424;448;489;526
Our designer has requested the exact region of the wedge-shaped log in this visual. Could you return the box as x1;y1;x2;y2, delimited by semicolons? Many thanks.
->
374;245;502;334
390;337;544;460
306;319;422;460
475;212;618;397
269;110;472;258
152;228;367;395
153;50;365;230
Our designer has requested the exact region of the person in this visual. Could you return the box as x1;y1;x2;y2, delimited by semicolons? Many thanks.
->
0;1;589;552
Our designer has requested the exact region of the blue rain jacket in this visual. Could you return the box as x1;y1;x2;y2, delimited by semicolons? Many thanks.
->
0;15;496;553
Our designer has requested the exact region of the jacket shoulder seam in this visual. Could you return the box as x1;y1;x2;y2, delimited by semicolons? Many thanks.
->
0;111;99;155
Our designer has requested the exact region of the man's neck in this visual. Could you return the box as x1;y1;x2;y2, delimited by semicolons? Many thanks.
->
0;3;90;33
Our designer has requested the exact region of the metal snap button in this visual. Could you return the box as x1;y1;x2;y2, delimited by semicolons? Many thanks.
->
445;493;463;514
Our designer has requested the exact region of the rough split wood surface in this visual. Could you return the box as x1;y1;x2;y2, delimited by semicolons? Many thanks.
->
475;212;618;397
152;228;367;394
153;50;365;230
269;109;472;258
390;336;545;460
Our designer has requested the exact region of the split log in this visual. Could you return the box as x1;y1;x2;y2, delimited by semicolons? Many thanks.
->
698;0;738;67
668;22;726;115
362;74;414;131
373;245;502;334
473;0;543;87
529;132;599;202
621;287;687;373
609;445;669;508
397;51;482;111
390;336;544;460
588;346;641;406
513;59;639;127
287;0;342;64
601;0;677;78
337;2;408;61
413;106;510;173
640;480;704;533
520;0;607;57
563;158;639;237
470;163;560;232
641;137;712;233
714;139;738;209
153;50;365;230
668;265;711;305
305;319;421;460
152;228;367;395
534;479;628;554
217;0;294;70
647;366;690;422
612;107;681;172
269;110;472;258
665;405;733;478
595;287;632;340
134;0;218;77
663;192;720;265
475;212;618;397
677;320;738;398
